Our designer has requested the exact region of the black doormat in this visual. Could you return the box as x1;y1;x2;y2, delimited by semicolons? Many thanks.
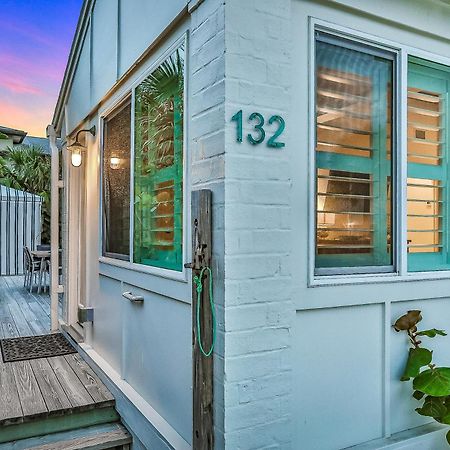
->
0;333;77;363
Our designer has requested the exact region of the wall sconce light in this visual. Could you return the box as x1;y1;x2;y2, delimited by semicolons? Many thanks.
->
110;156;121;169
67;126;96;167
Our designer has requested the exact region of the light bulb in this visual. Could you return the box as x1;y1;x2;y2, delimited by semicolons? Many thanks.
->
110;157;121;169
71;148;82;167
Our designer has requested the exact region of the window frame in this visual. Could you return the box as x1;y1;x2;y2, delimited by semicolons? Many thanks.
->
309;18;450;286
101;95;132;262
314;31;398;276
98;32;189;282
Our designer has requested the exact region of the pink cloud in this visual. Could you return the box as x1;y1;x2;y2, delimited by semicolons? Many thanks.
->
0;51;65;82
0;95;54;137
0;77;42;95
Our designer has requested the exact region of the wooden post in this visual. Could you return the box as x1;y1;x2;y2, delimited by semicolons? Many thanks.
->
191;190;214;450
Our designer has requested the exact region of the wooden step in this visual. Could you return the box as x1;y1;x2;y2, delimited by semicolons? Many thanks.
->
0;351;118;443
0;422;131;450
0;406;120;444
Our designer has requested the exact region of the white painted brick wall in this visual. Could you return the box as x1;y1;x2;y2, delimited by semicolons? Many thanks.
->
191;0;293;447
189;0;226;447
223;0;293;448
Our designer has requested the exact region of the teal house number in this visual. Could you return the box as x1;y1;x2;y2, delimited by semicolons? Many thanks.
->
231;110;285;148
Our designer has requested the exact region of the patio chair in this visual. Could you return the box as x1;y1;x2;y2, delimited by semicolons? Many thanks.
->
23;246;40;292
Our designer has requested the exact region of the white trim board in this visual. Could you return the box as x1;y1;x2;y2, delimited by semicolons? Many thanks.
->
345;423;448;449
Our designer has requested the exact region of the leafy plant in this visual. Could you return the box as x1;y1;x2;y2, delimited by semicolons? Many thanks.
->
135;46;184;174
394;310;450;445
0;144;51;243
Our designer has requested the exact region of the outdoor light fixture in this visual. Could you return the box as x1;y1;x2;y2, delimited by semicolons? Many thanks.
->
67;126;96;167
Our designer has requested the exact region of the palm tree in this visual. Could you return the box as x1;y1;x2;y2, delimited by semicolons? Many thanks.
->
0;144;51;243
136;46;184;172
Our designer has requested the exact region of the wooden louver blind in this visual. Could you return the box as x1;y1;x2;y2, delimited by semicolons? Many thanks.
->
315;35;393;271
407;85;444;256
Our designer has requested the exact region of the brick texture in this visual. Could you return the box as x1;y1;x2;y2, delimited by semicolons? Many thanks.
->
223;0;293;448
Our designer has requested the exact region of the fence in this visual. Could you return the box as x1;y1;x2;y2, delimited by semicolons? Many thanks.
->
0;185;43;275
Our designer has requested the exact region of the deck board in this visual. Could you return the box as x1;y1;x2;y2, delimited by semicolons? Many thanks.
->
64;354;115;404
0;276;115;431
12;361;48;417
47;356;96;408
0;363;22;422
29;358;72;412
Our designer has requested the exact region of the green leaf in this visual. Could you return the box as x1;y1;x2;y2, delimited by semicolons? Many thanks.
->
415;396;447;418
413;368;450;397
401;348;433;381
417;329;447;338
413;390;425;401
439;412;450;425
447;430;450;445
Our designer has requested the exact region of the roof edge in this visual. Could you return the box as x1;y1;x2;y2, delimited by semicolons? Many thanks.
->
51;0;95;134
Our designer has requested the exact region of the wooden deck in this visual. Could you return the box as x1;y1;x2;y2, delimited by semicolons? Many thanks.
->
0;276;129;448
0;276;51;337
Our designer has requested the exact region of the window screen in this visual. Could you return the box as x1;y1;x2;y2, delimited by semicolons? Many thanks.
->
133;44;184;271
314;33;394;273
102;101;131;259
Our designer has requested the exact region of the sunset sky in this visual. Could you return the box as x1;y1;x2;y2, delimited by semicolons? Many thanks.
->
0;0;82;137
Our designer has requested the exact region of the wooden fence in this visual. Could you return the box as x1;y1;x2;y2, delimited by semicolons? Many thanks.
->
0;185;42;275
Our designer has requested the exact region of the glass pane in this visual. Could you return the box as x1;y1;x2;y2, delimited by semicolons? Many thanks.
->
134;43;184;271
407;58;448;271
315;34;394;272
102;101;131;259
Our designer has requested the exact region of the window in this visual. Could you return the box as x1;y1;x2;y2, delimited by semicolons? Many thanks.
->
314;30;450;276
102;101;131;259
315;33;394;274
101;42;185;272
133;45;184;271
407;58;448;272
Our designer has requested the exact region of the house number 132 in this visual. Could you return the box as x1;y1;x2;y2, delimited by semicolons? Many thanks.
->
231;110;285;148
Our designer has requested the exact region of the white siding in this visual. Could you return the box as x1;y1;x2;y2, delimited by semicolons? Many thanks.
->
65;0;189;136
66;27;91;133
118;0;187;76
91;0;118;105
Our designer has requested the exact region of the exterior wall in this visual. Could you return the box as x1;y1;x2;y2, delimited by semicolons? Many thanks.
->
189;0;226;447
220;0;450;449
222;0;293;448
57;0;450;449
65;0;188;135
59;1;226;449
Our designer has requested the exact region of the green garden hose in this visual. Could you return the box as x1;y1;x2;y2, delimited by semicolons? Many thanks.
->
193;266;216;357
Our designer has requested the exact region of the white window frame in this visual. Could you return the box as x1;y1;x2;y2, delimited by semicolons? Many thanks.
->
309;17;450;286
98;32;189;283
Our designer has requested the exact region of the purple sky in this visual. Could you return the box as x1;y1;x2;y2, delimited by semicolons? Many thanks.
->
0;0;82;137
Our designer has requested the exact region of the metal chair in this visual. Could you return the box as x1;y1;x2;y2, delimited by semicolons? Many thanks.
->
23;246;40;292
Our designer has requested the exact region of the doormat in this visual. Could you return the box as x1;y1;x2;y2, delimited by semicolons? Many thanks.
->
0;333;77;363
